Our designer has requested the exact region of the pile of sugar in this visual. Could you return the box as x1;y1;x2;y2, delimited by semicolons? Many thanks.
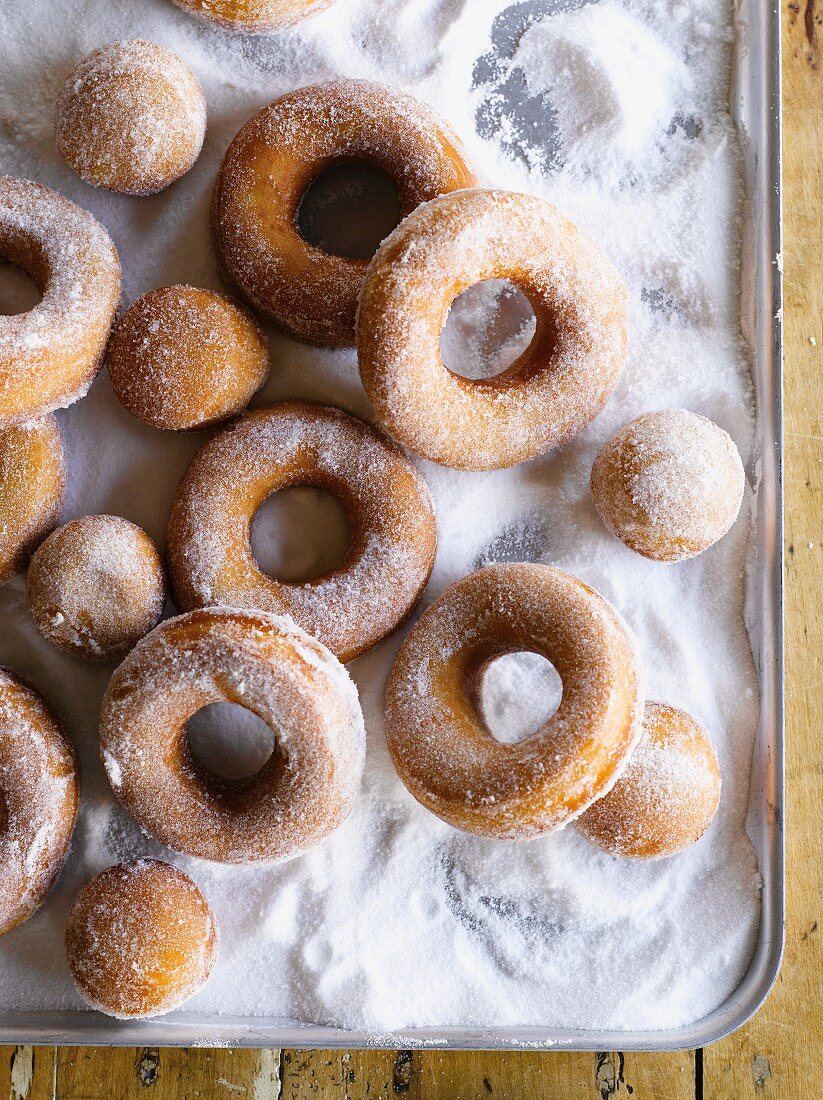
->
0;0;760;1035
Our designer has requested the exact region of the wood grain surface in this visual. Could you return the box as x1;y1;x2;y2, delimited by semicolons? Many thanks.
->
1;3;819;1097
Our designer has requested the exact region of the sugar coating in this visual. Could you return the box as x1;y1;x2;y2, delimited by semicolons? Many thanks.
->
169;0;337;34
386;563;644;838
0;177;120;423
106;285;270;431
357;188;629;469
213;79;476;346
0;669;79;936
27;515;166;661
167;402;437;661
65;858;218;1018
577;702;722;860
0;415;65;585
99;607;366;863
591;409;745;561
54;41;206;196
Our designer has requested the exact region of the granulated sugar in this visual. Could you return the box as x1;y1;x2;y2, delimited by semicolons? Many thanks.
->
0;0;760;1034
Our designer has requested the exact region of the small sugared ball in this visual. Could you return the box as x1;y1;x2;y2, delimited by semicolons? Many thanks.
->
577;702;721;860
27;515;166;660
107;286;269;430
55;41;206;196
65;859;218;1019
168;0;336;33
590;409;745;561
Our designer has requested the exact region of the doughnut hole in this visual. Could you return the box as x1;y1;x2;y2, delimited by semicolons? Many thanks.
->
441;279;538;380
65;859;218;1019
187;702;276;781
297;161;401;260
0;264;42;316
476;651;563;743
250;486;352;583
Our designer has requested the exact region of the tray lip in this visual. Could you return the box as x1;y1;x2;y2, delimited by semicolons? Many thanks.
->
1;0;784;1053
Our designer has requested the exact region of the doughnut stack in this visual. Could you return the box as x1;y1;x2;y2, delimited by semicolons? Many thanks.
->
0;17;745;1020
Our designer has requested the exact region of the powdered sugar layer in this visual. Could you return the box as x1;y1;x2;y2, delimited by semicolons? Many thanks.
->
0;0;760;1035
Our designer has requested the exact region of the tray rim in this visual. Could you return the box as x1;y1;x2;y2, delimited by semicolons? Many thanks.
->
1;0;784;1052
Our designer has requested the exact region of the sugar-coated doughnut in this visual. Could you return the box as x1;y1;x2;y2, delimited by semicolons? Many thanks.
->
169;0;335;32
167;402;437;662
358;188;629;470
0;178;120;424
0;416;65;587
0;669;79;936
65;859;218;1018
385;564;643;839
577;703;721;859
100;607;366;863
213;80;477;346
55;41;206;196
107;286;269;430
27;515;166;661
590;409;745;562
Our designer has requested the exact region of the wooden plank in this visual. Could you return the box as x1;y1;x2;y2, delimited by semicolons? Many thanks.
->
280;1049;695;1099
0;1046;56;1100
54;1047;279;1100
701;2;823;1097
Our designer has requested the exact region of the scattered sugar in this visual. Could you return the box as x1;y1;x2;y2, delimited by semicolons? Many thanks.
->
0;0;760;1036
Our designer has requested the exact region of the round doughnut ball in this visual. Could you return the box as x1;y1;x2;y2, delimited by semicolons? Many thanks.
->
169;0;336;33
577;703;721;859
0;669;80;937
590;409;745;562
65;859;218;1019
55;41;206;196
107;286;269;431
0;416;65;587
27;515;166;661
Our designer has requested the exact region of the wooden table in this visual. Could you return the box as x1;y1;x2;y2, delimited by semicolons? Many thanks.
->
2;6;819;1097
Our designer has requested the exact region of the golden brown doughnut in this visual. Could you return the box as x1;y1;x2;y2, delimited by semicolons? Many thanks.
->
167;402;437;662
55;41;206;196
169;0;335;32
590;409;745;562
213;80;477;346
27;515;166;661
0;416;65;586
577;702;721;859
0;177;120;424
0;669;80;936
358;188;629;470
65;859;218;1018
107;286;269;430
99;607;366;863
385;563;643;839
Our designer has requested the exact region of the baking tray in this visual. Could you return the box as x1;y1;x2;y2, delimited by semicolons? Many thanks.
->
0;0;783;1050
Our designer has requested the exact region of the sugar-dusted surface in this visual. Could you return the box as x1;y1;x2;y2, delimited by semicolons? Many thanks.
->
55;40;206;196
169;0;337;34
0;670;79;937
0;416;65;584
0;0;759;1033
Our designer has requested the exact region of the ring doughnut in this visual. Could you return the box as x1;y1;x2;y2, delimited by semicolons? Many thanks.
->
66;859;218;1018
167;402;437;662
590;409;745;562
0;669;80;936
169;0;336;32
27;515;166;661
577;702;721;859
212;80;476;346
0;415;65;587
54;41;206;196
385;563;643;839
106;285;269;431
0;177;120;424
357;188;629;469
99;607;366;863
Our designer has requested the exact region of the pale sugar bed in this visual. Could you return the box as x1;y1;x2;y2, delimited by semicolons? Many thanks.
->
0;0;760;1034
